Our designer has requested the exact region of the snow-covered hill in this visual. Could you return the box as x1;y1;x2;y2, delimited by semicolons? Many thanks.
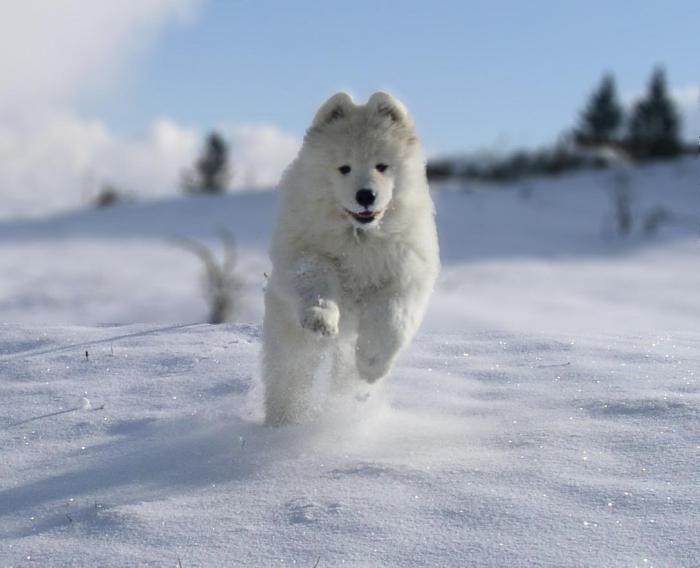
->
1;159;699;566
1;159;698;331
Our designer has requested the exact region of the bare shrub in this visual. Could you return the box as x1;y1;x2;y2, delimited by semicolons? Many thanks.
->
609;170;633;237
175;230;242;324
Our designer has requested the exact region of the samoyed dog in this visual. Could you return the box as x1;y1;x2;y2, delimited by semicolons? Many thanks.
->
262;91;439;426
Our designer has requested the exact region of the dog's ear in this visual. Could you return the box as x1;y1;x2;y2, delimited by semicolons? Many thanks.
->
311;92;355;128
367;91;412;126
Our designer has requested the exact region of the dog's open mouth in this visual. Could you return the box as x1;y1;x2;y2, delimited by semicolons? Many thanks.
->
346;209;382;224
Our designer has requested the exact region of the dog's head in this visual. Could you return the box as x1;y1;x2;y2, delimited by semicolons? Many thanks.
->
303;92;420;229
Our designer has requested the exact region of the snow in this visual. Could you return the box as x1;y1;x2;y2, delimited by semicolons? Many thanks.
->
1;159;699;566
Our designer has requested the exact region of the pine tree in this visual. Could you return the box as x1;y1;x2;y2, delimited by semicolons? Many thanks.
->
627;68;682;159
575;74;623;145
183;131;231;194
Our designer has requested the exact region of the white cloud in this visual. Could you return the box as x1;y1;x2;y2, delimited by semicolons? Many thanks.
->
228;124;300;188
0;0;202;218
0;110;195;217
0;1;302;219
0;111;300;219
0;0;199;110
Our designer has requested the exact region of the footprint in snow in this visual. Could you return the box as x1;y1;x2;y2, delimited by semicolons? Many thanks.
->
285;498;341;524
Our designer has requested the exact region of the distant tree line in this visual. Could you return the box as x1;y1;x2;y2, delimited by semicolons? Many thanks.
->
428;66;689;183
575;67;683;159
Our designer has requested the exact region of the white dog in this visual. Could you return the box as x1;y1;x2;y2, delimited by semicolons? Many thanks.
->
262;92;439;426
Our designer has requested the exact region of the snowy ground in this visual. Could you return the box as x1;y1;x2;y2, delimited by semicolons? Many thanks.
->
1;159;699;566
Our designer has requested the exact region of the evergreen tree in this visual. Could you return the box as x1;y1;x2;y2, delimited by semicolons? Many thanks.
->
627;68;682;159
575;74;623;145
183;131;231;194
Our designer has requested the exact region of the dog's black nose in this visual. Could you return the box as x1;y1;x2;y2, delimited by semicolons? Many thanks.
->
355;189;376;207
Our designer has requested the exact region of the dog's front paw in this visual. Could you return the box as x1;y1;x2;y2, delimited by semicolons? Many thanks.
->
356;329;401;383
301;301;339;337
356;349;393;383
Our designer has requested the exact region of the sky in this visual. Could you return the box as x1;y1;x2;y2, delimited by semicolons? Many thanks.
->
0;0;698;217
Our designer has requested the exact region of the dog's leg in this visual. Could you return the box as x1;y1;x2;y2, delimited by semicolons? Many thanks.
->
329;333;358;395
273;254;342;338
327;302;359;395
355;282;431;383
295;255;342;338
262;291;324;426
262;255;341;425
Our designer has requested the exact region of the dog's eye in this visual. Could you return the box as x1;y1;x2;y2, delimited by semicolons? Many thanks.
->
375;163;388;173
338;165;351;175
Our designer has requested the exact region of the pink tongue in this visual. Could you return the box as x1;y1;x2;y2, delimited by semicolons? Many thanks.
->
357;211;374;217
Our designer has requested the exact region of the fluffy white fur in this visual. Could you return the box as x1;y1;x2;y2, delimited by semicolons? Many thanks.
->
262;91;440;426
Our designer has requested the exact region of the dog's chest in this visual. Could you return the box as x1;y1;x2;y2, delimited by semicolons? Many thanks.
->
326;231;408;293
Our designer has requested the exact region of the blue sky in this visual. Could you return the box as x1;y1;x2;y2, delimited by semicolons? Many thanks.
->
86;0;700;155
1;0;698;217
